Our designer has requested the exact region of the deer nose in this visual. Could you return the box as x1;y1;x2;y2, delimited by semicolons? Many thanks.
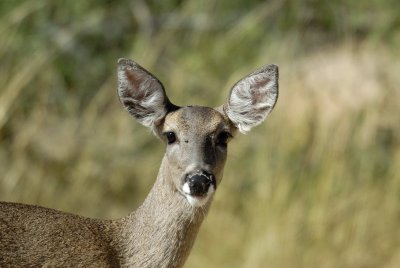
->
184;171;216;197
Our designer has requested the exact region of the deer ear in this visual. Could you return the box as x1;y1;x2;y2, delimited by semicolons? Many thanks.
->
117;58;177;129
224;65;279;133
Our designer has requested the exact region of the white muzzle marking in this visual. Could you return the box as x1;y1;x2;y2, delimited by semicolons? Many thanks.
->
182;182;215;207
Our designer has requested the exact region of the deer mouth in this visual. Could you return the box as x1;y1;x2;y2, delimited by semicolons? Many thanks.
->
182;184;215;207
182;171;216;207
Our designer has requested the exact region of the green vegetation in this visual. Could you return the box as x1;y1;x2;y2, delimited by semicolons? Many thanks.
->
1;1;399;267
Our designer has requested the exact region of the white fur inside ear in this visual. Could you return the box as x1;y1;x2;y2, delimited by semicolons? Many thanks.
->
226;65;278;133
117;62;168;129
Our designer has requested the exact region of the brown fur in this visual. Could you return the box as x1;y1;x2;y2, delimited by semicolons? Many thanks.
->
0;156;211;267
0;202;119;267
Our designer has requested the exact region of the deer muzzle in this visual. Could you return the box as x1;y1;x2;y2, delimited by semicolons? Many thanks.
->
184;171;216;197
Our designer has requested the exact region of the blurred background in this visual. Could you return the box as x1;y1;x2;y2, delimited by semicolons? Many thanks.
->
1;0;400;267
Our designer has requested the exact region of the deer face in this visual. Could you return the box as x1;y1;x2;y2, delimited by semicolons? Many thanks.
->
157;106;233;206
117;59;278;207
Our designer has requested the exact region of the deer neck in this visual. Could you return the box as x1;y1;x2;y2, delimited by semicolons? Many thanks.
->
113;156;210;268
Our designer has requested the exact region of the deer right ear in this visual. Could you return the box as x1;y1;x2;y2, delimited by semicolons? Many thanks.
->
117;58;177;129
224;64;279;133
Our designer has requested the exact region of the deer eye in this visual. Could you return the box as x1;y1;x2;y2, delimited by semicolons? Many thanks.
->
163;131;177;144
216;131;232;147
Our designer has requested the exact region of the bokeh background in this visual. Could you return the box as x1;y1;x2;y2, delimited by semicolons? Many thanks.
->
1;1;400;267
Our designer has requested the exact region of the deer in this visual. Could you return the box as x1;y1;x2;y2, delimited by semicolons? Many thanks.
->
0;58;278;267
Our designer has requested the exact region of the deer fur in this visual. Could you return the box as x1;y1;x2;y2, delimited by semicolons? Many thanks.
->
0;58;278;267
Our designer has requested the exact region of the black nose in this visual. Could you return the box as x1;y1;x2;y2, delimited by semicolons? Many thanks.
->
185;171;216;196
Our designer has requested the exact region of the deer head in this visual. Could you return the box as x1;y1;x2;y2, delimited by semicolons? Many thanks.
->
117;58;278;207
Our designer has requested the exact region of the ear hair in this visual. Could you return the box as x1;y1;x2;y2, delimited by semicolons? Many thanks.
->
117;58;178;130
224;64;279;133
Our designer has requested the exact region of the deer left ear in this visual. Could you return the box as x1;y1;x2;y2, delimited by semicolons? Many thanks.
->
224;64;279;133
117;58;178;130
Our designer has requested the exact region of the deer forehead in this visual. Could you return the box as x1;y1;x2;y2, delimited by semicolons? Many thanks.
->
163;106;230;135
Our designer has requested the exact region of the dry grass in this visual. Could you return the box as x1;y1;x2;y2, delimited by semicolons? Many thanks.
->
1;1;400;267
187;44;400;268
